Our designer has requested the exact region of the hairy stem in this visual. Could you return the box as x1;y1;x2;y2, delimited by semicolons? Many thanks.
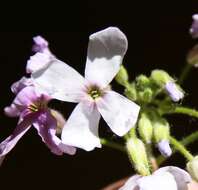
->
166;106;198;119
100;138;126;153
157;131;198;165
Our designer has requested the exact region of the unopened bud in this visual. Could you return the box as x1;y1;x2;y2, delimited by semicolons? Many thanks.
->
190;14;198;39
187;156;198;182
153;118;172;157
138;113;153;144
124;83;137;101
150;70;172;87
165;82;184;102
115;65;128;86
136;75;150;88
126;138;150;176
139;88;153;103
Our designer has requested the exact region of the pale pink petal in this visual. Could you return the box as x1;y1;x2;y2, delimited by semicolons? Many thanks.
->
26;52;52;74
85;27;128;88
4;104;21;117
32;58;86;103
61;102;101;151
119;175;141;190
154;166;191;190
12;86;39;108
33;111;76;155
0;115;33;156
137;172;177;190
96;91;140;136
11;77;33;94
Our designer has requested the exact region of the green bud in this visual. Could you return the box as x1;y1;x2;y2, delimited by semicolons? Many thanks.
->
126;138;150;176
153;118;170;143
138;113;153;143
136;75;150;88
115;65;128;86
138;88;153;103
187;156;198;182
150;70;173;86
124;83;137;101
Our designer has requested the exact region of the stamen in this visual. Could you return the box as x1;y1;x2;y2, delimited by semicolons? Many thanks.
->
87;86;102;100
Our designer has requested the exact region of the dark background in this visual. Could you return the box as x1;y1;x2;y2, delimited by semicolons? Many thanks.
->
1;1;198;190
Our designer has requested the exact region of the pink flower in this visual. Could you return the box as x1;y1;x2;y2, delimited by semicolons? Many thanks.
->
31;27;140;151
120;166;191;190
1;85;76;157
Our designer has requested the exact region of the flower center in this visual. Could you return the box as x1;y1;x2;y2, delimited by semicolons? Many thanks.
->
28;102;47;112
87;86;102;100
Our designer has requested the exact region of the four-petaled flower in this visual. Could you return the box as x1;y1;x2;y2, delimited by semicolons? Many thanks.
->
119;166;191;190
0;79;76;157
31;27;140;151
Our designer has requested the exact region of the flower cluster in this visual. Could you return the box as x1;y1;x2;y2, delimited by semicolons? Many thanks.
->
1;16;198;190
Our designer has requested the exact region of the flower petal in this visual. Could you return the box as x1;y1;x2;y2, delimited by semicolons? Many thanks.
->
85;27;128;87
119;175;141;190
4;104;21;117
154;166;191;190
12;86;39;108
157;140;172;157
33;111;76;155
11;77;33;94
96;91;140;136
137;172;177;190
61;102;101;151
26;52;52;74
0;115;33;156
32;58;86;103
32;36;52;56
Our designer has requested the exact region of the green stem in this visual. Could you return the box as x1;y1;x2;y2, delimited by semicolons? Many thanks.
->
157;131;198;165
178;64;192;85
100;138;126;153
170;137;193;161
167;106;198;119
181;131;198;146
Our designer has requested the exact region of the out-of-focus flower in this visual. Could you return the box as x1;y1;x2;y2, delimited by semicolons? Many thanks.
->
190;14;198;39
119;166;191;190
187;44;198;67
31;27;140;151
1;86;76;157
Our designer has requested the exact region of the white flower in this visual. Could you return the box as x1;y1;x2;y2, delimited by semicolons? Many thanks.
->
120;166;191;190
31;27;140;151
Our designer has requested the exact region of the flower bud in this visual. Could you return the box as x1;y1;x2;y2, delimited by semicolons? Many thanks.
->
187;156;198;182
165;82;184;102
136;75;150;88
153;118;172;157
115;65;128;86
126;138;150;176
138;113;153;144
150;70;172;87
124;83;137;101
139;88;153;103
